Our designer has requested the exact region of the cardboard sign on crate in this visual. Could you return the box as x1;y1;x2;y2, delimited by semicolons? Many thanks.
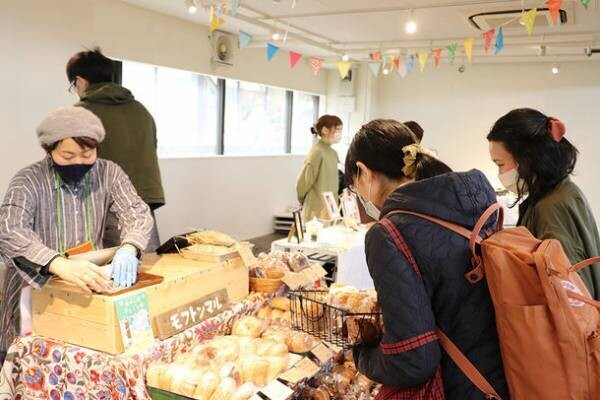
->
154;289;229;339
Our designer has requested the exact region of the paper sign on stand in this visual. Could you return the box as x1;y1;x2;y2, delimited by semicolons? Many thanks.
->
310;341;335;364
277;357;321;384
237;242;257;266
115;292;154;355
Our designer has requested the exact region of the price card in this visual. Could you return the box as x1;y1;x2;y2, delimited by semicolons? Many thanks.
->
258;379;294;400
310;341;335;364
287;353;304;368
277;357;320;384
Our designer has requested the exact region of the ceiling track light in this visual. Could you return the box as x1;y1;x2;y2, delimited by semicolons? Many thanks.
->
186;0;197;14
272;32;281;40
342;53;350;62
552;64;560;74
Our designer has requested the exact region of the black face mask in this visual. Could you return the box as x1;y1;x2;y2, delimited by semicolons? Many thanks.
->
52;161;94;184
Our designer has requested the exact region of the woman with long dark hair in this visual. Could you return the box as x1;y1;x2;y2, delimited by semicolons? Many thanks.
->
346;119;508;399
488;108;600;299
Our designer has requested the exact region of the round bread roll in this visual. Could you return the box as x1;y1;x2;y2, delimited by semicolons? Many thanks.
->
356;374;375;390
236;336;255;354
261;326;291;344
209;376;237;400
192;371;219;400
160;363;187;391
310;388;331;400
264;355;288;382
171;366;199;396
231;382;256;400
265;342;288;357
239;356;269;387
256;306;272;320
271;296;291;311
286;332;314;354
219;361;243;386
270;309;285;320
146;363;167;388
232;316;265;338
210;336;240;361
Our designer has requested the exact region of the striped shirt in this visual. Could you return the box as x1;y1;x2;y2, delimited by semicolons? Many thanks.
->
0;156;153;353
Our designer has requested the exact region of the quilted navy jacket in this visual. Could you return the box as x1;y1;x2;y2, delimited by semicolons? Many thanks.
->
353;170;509;400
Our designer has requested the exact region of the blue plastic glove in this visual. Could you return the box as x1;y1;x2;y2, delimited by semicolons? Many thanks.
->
111;247;139;288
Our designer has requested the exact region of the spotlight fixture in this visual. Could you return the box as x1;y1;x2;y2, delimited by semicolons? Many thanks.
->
342;53;350;62
382;67;390;75
186;0;197;14
272;32;281;40
552;65;560;74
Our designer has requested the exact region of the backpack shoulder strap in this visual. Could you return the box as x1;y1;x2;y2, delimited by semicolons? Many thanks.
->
378;217;503;400
383;204;504;284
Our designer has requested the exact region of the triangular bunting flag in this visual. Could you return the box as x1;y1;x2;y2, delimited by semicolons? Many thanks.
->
267;43;279;61
209;7;226;32
418;52;428;73
368;61;381;77
523;8;537;35
407;55;415;73
433;48;442;67
393;56;400;70
289;51;302;69
483;29;495;53
309;58;324;75
398;57;408;78
581;0;590;9
231;0;241;16
546;0;563;24
337;61;352;79
495;26;504;55
239;31;252;48
369;52;382;62
447;43;458;64
464;37;474;64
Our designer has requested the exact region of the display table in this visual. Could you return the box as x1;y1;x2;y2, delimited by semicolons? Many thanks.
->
271;225;374;290
0;293;267;400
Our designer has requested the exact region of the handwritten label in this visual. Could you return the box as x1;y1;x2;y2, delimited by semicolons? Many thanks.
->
310;341;335;364
154;289;229;339
259;380;294;400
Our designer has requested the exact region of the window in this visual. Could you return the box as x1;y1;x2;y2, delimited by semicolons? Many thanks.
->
120;60;324;157
223;80;287;155
291;91;320;154
122;61;220;157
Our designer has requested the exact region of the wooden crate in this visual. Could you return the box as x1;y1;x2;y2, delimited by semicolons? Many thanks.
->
32;253;249;354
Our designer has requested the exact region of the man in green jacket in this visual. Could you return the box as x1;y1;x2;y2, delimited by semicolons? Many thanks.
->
66;48;164;251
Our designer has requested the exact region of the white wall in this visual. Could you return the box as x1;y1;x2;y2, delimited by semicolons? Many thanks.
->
372;60;600;221
0;0;327;240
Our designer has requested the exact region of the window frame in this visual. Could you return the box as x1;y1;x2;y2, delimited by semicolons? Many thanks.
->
117;60;322;158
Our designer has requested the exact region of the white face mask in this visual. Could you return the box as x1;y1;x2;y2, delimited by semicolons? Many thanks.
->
498;168;527;194
356;169;381;220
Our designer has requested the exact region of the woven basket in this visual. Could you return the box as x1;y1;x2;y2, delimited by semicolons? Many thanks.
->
250;271;285;294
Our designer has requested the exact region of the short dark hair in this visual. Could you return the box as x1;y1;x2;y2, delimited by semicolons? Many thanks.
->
487;108;578;207
66;47;115;84
345;119;451;185
44;137;99;153
311;115;343;136
403;120;424;142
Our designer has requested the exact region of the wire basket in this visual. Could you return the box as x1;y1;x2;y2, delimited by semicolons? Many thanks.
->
289;289;383;350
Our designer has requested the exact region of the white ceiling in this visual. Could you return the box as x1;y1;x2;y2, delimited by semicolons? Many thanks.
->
120;0;600;63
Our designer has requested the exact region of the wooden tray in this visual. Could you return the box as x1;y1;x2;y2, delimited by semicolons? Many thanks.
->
101;272;164;297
